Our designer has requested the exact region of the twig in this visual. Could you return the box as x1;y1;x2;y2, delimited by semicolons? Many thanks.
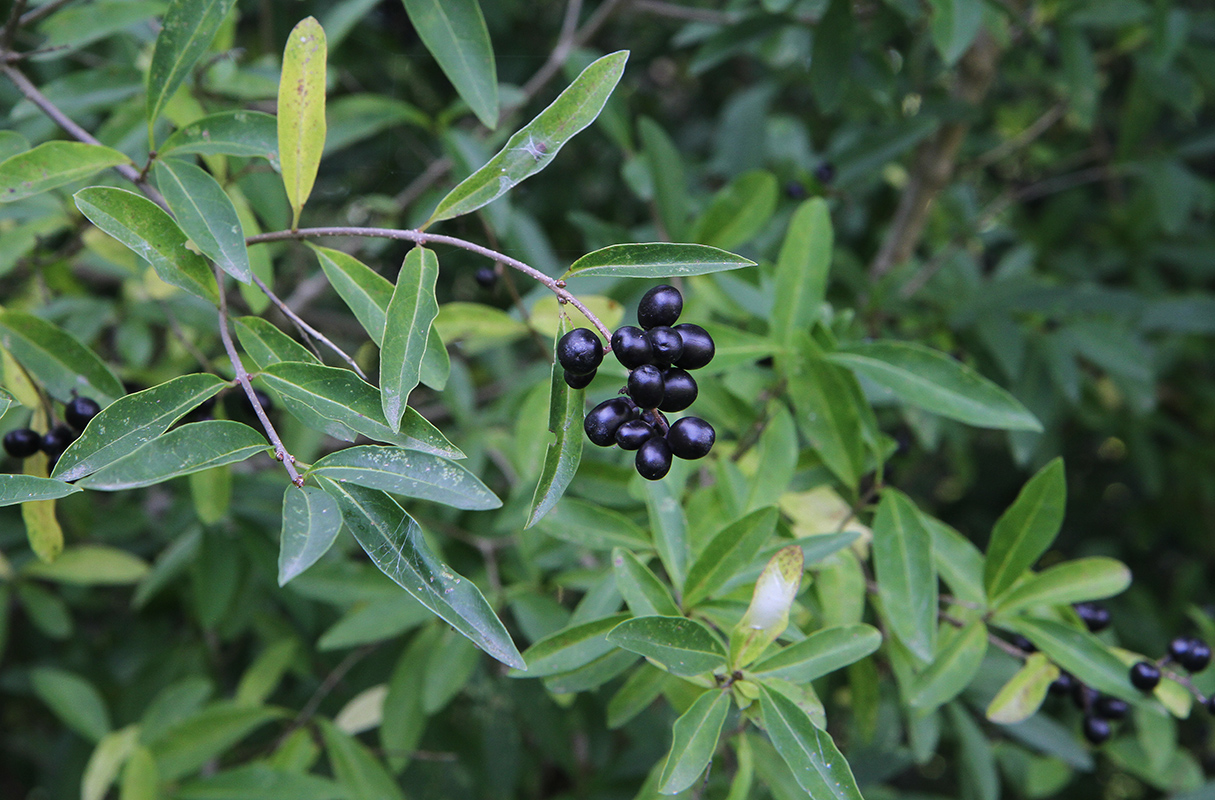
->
1;0;28;50
17;0;75;29
276;644;377;748
629;0;740;24
972;102;1066;169
250;273;368;380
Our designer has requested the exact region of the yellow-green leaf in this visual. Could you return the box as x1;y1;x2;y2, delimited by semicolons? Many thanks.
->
278;16;327;229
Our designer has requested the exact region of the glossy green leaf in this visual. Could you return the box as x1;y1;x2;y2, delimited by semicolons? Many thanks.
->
428;51;628;223
758;684;864;800
929;0;984;65
986;652;1059;724
607;663;668;729
0;475;82;506
258;362;461;457
21;545;148;584
683;506;779;608
689;169;778;250
234;316;319;368
320;480;524;669
149;702;284;781
563;243;757;280
160;110;279;166
1007;617;1140;703
146;0;239;137
0;142;130;202
872;489;937;661
401;0;497;129
317;718;405;800
308;445;500;510
909;621;988;710
74;187;219;304
827;341;1042;431
926;515;987;609
278;16;327;229
771;198;831;349
311;244;393;344
512;614;630;678
995;557;1132;615
537;498;651;550
278;485;343;586
77;421;268;490
380;246;439;431
750;624;882;683
787;342;865;490
31;667;111;742
658;690;731;794
612;548;681;617
154;158;252;282
983;457;1066;599
176;765;346;800
644;477;688;592
526;315;585;527
53;374;227;481
607;616;727;677
0;311;123;406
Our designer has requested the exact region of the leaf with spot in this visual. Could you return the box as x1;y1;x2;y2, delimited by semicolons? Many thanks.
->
154;158;251;282
0;142;130;203
758;684;864;800
76;421;268;490
401;0;497;129
308;445;500;510
278;16;327;229
146;0;239;138
160;110;279;167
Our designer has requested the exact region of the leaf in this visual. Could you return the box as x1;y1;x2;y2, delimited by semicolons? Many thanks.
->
787;342;865;490
82;726;140;800
929;0;984;65
317;718;406;800
258;361;461;457
176;765;346;800
36;1;166;56
335;685;387;734
926;515;987;609
74;186;219;304
526;316;585;527
563;243;757;280
234;316;320;368
311;244;393;344
909;622;988;710
771;198;831;350
381;628;434;773
278;16;327;229
160;110;280;166
612;548;681;617
689;170;778;250
149;702;284;781
30;667;111;742
995;557;1132;615
986;652;1059;725
21;545;149;584
758;684;864;800
644;477;689;592
146;0;239;137
308;445;500;510
320;479;524;669
872;489;938;661
983;457;1066;600
537;498;651;551
77;421;268;490
318;597;430;651
154;158;252;282
420;628;480;714
683;507;779;608
1007;617;1141;703
235;639;298;707
657;690;731;794
0;142;130;202
512;614;630;678
607;663;668;729
750;624;883;683
400;0;497;129
53;374;227;481
731;545;804;669
607;616;727;677
0;387;11;417
120;745;158;800
947;703;998;800
0;474;82;506
0;311;124;405
639;116;690;240
433;302;529;353
428;50;628;223
278;485;343;586
380;246;439;431
827;341;1042;432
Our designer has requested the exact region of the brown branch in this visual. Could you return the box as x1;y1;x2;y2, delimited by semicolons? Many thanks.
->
250;273;368;381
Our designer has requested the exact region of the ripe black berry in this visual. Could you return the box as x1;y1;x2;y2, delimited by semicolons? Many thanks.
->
1075;602;1110;633
784;181;807;200
564;370;595;390
658;369;697;412
41;425;77;459
3;428;42;459
666;417;715;460
814;162;836;184
635;436;672;480
645;326;683;366
1129;661;1161;692
672;323;715;370
627;365;665;409
1048;672;1076;695
557;328;604;376
474;266;497;288
615;419;656;451
64;396;101;431
611;326;653;370
1093;695;1128;720
637;285;682;330
1178;638;1211;673
1082;716;1111;745
584;397;636;447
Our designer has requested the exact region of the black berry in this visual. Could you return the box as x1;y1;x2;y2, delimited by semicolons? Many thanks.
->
1093;695;1128;720
1075;602;1110;633
784;180;807;200
1129;661;1161;692
640;409;666;429
563;369;595;390
41;425;77;459
1178;638;1211;673
557;328;604;376
814;162;836;184
3;428;42;459
1082;716;1111;745
64;396;101;431
1071;681;1096;712
627;365;665;409
584;397;636;447
673;323;715;370
611;326;653;370
658;369;697;412
1048;672;1076;695
635;436;672;480
615;419;656;451
637;285;682;330
474;266;497;288
666;417;715;460
645;326;683;366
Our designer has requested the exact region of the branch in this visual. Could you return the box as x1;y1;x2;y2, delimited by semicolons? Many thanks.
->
249;273;368;380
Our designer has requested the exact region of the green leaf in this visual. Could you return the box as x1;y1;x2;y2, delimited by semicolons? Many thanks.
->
160;110;280;166
683;506;779;608
120;745;158;800
234;317;320;368
149;702;284;781
872;489;938;661
689;170;778;250
1007;617;1141;703
0;387;11;417
613;548;682;617
53;374;227;481
787;342;865;490
400;0;497;129
278;16;327;229
909;621;988;710
537;498;651;551
0;142;130;202
21;545;148;584
542;649;639;694
235;639;298;707
658;690;731;794
929;0;984;65
947;703;998;800
146;0;239;137
983;457;1066;600
512;614;630;678
176;765;346;800
381;628;434;773
320;480;524;669
318;597;430;651
433;301;529;353
36;1;166;56
986;652;1059;724
994;557;1132;615
77;421;268;490
311;244;393;344
325;94;429;154
827;341;1042;432
258;361;461;457
750;624;882;683
317;718;405;800
308;445;500;510
926;516;987;609
758;684;864;800
730;545;804;669
30;667;111;742
771;198;831;350
428;50;628;223
607;663;668;729
607;616;727;677
0;474;82;506
639;116;690;240
278;485;343;586
420;327;450;391
0;311;124;406
154;158;252;282
74;186;219;304
380;246;439;431
82;726;140;800
644;477;689;592
563;242;757;280
526;315;585;527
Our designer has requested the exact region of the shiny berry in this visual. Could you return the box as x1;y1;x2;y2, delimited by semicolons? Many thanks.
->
1168;637;1193;662
635;436;672;480
584;397;635;447
41;425;76;459
646;326;683;366
1178;638;1211;673
640;409;665;429
615;419;656;451
474;266;497;288
611;326;653;369
557;328;604;376
658;369;697;412
1093;695;1128;720
673;323;715;370
64;396;101;431
3;428;42;459
627;365;665;409
1082;716;1110;745
666;417;715;460
637;285;682;330
563;369;595;390
1048;672;1076;695
1075;602;1110;633
1129;661;1160;691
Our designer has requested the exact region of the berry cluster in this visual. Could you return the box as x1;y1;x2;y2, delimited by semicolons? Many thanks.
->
557;285;716;481
2;396;101;468
1046;668;1128;745
1129;635;1213;710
